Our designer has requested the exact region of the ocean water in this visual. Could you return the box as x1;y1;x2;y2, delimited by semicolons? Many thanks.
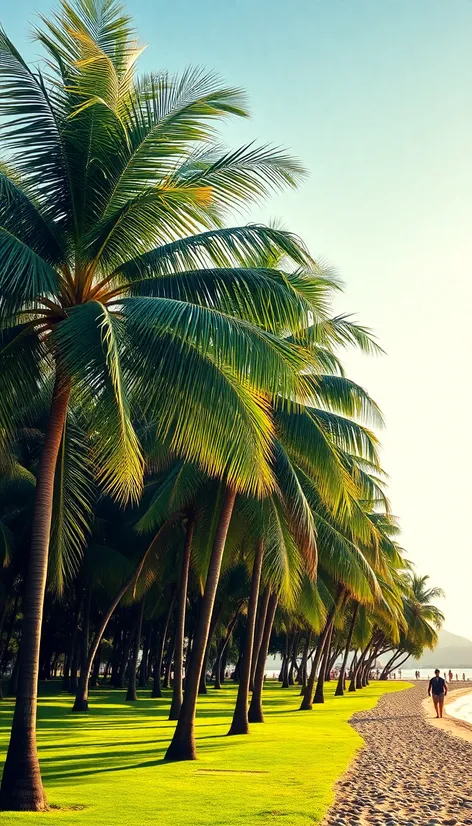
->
263;666;472;681
446;691;472;725
388;668;472;681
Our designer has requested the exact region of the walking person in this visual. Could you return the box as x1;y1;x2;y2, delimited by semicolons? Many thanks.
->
428;669;447;718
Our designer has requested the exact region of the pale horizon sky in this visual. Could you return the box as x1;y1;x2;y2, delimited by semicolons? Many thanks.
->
3;0;472;637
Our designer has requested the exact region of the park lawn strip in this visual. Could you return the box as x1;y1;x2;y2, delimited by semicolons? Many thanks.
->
0;680;409;826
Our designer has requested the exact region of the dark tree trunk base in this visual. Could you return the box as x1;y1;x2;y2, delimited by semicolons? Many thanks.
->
164;728;196;761
126;689;138;701
247;704;264;723
0;731;47;811
72;696;89;712
299;695;313;711
227;716;249;736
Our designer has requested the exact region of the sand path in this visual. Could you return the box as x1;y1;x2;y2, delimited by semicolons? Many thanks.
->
323;682;472;826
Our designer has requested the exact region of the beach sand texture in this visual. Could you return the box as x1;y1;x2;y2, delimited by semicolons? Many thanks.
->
323;682;472;826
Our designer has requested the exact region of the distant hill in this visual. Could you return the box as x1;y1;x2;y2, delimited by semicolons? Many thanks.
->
266;630;472;672
406;629;472;668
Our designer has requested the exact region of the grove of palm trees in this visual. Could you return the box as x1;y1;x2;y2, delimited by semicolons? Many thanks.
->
0;0;444;819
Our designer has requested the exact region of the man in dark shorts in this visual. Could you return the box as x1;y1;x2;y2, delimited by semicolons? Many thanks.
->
428;669;447;718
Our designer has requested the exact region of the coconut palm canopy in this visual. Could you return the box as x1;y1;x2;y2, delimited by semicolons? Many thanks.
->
0;0;444;814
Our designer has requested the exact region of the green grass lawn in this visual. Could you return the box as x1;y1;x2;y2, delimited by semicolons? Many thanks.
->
0;679;409;825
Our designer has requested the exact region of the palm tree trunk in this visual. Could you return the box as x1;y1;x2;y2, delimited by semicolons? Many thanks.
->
326;645;341;680
380;649;403;680
74;587;91;703
299;604;336;711
126;599;145;701
298;632;311;689
335;603;358;696
73;576;134;711
165;486;236;761
214;610;240;689
69;639;80;694
349;643;369;691
73;520;174;710
313;622;335;704
163;635;175;689
64;592;82;692
288;632;299;685
228;539;264;735
138;624;150;688
152;596;175;698
249;586;270;692
355;642;371;689
90;645;101;687
281;634;290;688
348;650;358;691
248;593;278;723
198;601;222;695
169;516;194;720
0;376;70;811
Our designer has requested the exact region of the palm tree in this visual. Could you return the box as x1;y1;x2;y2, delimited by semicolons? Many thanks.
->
0;0;332;807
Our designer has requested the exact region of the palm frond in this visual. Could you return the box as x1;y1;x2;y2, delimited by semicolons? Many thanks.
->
0;28;71;222
53;300;143;502
49;414;95;593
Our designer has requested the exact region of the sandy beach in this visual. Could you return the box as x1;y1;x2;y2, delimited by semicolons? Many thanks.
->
323;682;472;826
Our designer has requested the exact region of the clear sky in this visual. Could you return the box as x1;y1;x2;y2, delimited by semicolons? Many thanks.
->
3;0;472;636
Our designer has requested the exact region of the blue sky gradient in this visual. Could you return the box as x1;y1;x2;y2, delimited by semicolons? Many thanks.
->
3;0;472;636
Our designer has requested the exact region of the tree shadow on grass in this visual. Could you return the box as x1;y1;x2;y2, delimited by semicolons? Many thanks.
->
39;733;239;783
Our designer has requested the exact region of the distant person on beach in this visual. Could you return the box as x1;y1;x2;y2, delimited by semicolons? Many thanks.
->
428;669;447;718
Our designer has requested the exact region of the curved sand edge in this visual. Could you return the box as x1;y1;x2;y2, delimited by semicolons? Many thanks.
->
322;682;472;825
422;684;472;743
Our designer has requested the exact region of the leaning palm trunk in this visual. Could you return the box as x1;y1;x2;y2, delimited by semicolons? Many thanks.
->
73;576;134;710
198;602;222;694
313;622;335;704
138;624;151;687
74;588;92;704
349;644;369;691
126;599;145;701
228;539;265;735
362;641;381;687
287;632;299;685
248;593;278;723
165;486;236;761
299;603;336;711
379;649;404;680
0;377;70;811
335;603;359;696
73;523;172;710
281;634;290;687
348;650;358;691
249;586;270;692
214;611;241;689
152;596;175;698
169;517;194;720
356;643;371;689
297;632;311;688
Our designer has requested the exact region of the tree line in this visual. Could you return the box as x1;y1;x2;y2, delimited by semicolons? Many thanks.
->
0;0;444;812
